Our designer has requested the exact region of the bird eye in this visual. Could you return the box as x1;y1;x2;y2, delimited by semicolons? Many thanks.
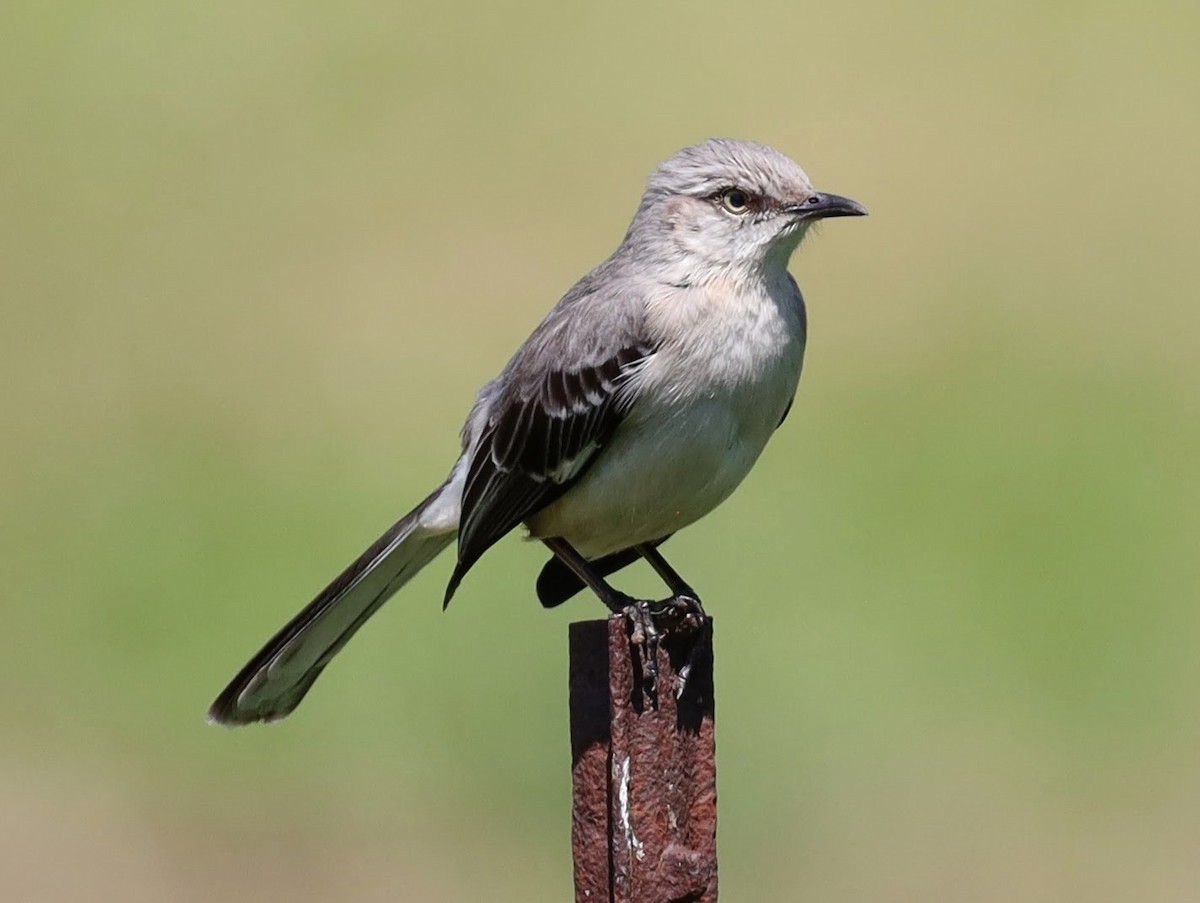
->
719;189;751;214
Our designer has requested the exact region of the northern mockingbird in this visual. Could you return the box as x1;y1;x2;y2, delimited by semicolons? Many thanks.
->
209;138;865;725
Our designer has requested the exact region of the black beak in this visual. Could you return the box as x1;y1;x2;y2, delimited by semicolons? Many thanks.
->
789;192;868;220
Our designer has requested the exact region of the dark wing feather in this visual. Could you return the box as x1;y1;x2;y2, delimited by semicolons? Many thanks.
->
777;395;794;429
443;344;654;606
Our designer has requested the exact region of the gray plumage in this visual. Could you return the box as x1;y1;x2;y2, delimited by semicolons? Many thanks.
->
209;138;865;725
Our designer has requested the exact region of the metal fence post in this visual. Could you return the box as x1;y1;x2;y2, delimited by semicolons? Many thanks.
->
569;617;718;902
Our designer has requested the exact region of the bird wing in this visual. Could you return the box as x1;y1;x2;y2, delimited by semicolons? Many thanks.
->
444;341;654;605
438;254;659;604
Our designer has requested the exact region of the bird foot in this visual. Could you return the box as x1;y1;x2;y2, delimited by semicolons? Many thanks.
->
618;594;707;699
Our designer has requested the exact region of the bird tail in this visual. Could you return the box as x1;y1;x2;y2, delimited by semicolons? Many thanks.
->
208;482;457;726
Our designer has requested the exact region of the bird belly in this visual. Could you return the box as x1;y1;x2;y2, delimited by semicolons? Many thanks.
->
526;386;789;559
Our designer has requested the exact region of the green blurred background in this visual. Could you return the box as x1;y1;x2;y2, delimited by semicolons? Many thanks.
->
3;1;1198;900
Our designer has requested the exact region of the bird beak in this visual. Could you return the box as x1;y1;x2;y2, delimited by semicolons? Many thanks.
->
789;192;868;220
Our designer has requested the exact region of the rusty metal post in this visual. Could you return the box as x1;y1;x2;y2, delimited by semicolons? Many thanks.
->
569;617;717;902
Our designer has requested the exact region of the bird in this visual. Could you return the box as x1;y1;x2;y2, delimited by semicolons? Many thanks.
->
208;138;866;726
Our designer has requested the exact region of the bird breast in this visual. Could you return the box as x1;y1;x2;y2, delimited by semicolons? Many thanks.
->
526;272;806;558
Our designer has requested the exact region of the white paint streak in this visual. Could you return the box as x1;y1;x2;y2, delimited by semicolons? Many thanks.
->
618;756;645;861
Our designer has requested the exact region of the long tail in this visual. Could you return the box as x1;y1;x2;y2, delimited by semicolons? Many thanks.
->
208;482;457;726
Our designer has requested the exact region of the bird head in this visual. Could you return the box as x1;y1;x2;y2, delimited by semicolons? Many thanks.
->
631;138;866;274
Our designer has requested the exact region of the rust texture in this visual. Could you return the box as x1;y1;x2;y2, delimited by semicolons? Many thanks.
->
570;617;717;903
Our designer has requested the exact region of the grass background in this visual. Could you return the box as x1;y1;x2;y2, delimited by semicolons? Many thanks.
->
3;1;1198;900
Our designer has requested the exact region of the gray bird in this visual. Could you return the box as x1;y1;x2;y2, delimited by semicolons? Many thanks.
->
209;138;866;725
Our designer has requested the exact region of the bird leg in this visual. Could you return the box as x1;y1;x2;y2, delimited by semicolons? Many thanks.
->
541;537;639;613
635;542;706;624
633;543;710;698
542;538;707;696
541;538;662;688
